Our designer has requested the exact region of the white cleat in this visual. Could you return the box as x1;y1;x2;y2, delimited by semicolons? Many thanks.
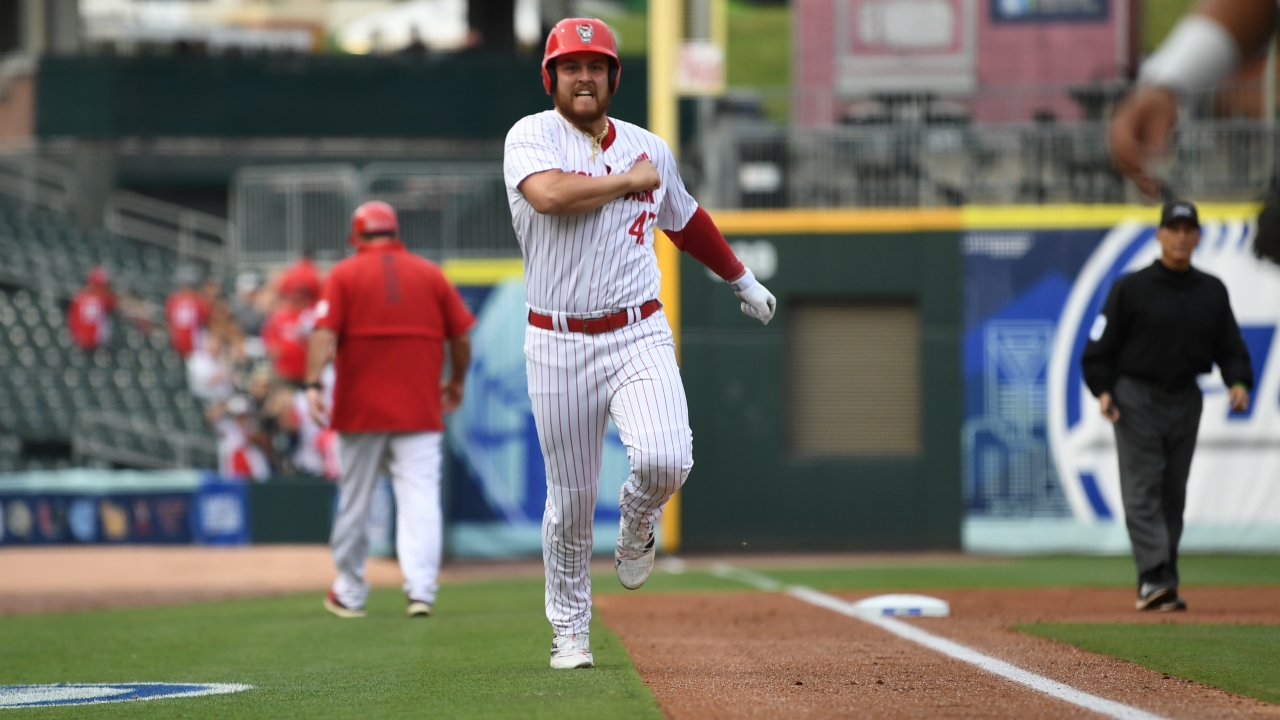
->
616;526;656;590
550;632;594;669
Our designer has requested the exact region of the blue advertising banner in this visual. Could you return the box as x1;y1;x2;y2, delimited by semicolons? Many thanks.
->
190;479;250;545
0;493;193;544
0;470;250;545
963;215;1280;551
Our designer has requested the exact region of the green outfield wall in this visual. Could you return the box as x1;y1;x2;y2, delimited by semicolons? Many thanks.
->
679;223;964;551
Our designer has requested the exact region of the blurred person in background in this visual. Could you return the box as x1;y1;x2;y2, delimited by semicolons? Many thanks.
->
203;276;246;362
188;331;237;403
1110;0;1274;194
230;270;267;338
214;394;272;482
244;363;296;476
67;266;116;351
166;265;211;358
263;259;322;387
308;201;474;619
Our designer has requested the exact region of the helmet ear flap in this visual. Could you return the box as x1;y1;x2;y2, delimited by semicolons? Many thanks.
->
608;59;618;94
547;59;556;94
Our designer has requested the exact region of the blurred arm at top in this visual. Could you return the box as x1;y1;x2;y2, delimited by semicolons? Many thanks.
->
1109;0;1277;197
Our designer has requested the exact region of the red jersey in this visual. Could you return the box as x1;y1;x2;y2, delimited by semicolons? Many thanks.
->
316;241;475;433
165;289;211;357
67;287;116;350
262;303;315;383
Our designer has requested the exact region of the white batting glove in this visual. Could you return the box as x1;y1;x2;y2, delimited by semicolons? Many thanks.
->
730;268;776;325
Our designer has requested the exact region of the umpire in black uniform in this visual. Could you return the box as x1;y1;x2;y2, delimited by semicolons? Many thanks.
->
1082;200;1253;612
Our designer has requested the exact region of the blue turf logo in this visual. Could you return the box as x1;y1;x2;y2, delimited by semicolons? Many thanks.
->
0;683;252;708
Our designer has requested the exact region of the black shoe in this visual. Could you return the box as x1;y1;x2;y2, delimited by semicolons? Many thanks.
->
1135;583;1176;610
1155;596;1186;612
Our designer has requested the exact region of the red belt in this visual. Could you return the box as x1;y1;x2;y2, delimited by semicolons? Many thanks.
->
528;300;662;335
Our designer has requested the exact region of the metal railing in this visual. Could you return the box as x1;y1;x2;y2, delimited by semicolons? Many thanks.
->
702;120;1278;209
219;119;1280;266
362;162;518;259
73;410;217;470
230;162;519;268
0;155;78;216
104;190;231;269
230;164;361;267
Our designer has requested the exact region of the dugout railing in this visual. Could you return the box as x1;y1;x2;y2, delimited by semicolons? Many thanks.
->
104;190;231;271
73;410;218;470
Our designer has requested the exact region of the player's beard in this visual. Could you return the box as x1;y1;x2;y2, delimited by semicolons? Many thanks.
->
554;80;611;131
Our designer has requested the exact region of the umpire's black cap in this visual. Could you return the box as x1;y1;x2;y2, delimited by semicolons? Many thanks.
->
1160;200;1200;228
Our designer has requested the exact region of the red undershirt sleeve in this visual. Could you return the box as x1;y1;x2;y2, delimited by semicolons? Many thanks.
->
664;206;745;282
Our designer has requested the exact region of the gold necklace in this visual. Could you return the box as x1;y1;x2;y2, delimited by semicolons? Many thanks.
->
579;119;609;160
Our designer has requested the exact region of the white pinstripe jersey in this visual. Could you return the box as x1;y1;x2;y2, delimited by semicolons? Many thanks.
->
504;110;698;316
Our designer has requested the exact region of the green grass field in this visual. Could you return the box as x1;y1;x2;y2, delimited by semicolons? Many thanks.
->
0;580;660;720
1019;624;1280;705
2;555;1278;717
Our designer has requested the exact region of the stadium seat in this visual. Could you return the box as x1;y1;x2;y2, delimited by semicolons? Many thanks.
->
0;200;216;469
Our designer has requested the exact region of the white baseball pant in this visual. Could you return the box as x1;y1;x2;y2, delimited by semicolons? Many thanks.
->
330;431;443;609
526;309;694;634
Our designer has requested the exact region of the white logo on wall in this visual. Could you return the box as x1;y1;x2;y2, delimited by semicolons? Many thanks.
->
1047;218;1280;526
200;494;244;535
0;683;252;709
709;240;777;282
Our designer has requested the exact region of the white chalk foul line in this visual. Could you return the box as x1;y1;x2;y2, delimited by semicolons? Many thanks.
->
707;564;1168;720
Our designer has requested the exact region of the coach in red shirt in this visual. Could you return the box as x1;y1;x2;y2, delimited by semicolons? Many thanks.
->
306;201;474;620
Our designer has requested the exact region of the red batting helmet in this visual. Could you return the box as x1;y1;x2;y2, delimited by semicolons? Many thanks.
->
87;266;110;286
542;18;620;95
349;201;399;247
280;259;322;299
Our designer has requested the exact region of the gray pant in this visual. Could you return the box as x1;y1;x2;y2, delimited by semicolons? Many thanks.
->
1112;376;1202;591
330;432;443;609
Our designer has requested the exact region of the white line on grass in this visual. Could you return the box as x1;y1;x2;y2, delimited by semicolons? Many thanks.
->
707;563;1168;720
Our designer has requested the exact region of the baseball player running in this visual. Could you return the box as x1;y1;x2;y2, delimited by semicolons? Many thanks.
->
505;18;776;669
306;201;475;619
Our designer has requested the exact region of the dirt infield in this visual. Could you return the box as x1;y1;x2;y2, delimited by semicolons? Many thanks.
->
596;587;1280;720
0;545;544;615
